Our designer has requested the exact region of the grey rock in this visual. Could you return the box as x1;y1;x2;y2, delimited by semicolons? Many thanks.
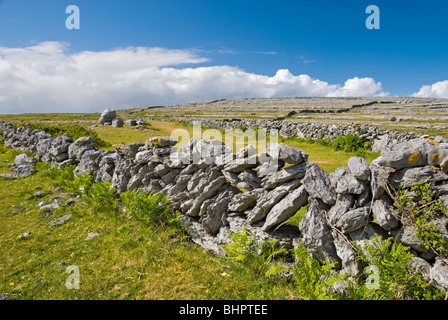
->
299;198;341;267
0;173;18;179
125;119;137;126
247;179;301;224
39;203;60;210
236;169;261;191
13;153;37;178
256;158;285;177
376;138;437;170
389;166;448;190
371;195;400;231
395;225;429;252
262;162;306;190
411;256;432;282
333;207;370;234
223;155;258;173
186;176;227;217
370;162;394;199
430;258;448;291
347;157;371;180
348;222;388;249
327;194;355;225
189;167;222;197
112;118;124;128
85;232;99;241
200;186;238;234
48;213;73;226
44;208;54;218
266;143;308;164
262;185;308;231
356;188;371;208
333;169;367;195
303;162;336;205
153;164;170;177
33;191;46;198
64;197;77;207
228;192;258;212
99;108;117;124
135;150;153;164
331;230;364;277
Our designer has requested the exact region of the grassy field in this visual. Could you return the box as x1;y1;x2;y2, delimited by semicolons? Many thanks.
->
1;109;444;300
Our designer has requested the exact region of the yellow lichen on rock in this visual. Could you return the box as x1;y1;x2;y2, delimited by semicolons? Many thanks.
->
408;152;421;165
432;153;441;162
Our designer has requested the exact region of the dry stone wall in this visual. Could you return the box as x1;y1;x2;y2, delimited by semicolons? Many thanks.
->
1;119;448;293
148;117;448;152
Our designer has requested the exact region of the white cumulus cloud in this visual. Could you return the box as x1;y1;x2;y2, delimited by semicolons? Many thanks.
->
412;80;448;99
0;41;388;114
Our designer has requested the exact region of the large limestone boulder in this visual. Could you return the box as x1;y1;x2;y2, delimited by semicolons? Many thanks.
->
99;108;117;124
376;138;448;170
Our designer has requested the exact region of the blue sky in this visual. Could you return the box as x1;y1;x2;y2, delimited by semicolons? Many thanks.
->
0;0;447;113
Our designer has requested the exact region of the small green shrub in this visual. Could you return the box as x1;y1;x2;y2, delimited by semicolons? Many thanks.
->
332;133;364;153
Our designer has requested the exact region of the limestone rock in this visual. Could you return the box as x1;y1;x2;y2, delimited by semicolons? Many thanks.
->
347;157;371;180
12;153;37;178
299;198;341;267
370;162;394;199
48;214;73;226
262;162;306;190
430;258;448;292
303;162;336;205
389;166;448;190
111;118;124;128
262;185;308;231
266;143;308;164
99;108;117;124
371;195;400;231
247;179;301;224
333;207;370;234
186;176;227;217
228;191;258;213
376;138;439;170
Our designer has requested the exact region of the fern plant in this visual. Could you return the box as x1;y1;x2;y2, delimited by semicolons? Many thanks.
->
222;228;286;278
353;236;444;300
291;244;347;300
85;180;120;216
120;190;172;227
